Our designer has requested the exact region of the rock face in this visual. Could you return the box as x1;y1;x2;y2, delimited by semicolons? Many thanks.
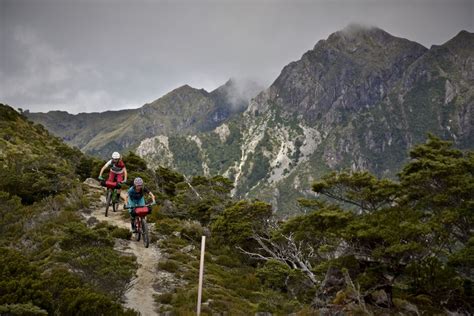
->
27;27;474;214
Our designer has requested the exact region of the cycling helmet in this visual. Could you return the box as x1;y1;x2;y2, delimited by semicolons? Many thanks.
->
112;152;121;159
134;177;144;186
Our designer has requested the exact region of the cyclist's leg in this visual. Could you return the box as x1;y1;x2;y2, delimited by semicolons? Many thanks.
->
106;172;115;185
116;173;124;196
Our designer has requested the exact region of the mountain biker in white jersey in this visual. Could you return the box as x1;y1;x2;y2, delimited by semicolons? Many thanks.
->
98;152;128;196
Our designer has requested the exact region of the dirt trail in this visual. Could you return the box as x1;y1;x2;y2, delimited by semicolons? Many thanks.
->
84;180;161;315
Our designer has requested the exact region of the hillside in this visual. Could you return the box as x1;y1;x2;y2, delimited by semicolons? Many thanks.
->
0;104;137;314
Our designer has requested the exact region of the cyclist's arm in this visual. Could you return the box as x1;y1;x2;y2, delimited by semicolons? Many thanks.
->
148;191;156;204
99;165;106;177
123;167;128;182
99;160;111;177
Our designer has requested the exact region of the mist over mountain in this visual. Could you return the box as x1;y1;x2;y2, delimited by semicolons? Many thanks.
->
26;26;473;212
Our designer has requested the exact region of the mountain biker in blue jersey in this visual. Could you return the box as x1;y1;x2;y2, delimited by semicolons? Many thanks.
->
124;177;156;232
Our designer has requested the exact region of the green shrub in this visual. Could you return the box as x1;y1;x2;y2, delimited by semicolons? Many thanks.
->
158;260;180;273
0;303;48;315
169;251;193;263
111;227;132;240
155;217;182;235
155;293;173;305
180;221;204;242
256;259;291;291
213;255;240;268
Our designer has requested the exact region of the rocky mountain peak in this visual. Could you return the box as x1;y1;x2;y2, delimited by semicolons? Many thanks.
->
439;30;474;53
269;26;427;122
327;24;390;44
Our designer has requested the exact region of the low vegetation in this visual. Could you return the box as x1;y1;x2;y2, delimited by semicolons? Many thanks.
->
1;103;472;314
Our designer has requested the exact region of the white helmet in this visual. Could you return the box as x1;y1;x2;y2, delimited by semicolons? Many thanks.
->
112;152;120;159
134;177;144;186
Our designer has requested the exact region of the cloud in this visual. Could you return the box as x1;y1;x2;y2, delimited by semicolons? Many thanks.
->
223;78;265;111
0;26;131;113
1;0;472;114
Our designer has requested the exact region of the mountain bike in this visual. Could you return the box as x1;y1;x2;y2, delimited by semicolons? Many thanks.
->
105;185;120;217
99;177;123;217
125;204;153;248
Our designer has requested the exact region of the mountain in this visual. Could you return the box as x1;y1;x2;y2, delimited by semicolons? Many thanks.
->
25;79;263;157
26;26;474;213
136;26;474;212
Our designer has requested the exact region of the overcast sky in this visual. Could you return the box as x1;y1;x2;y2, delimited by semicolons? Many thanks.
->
1;0;472;113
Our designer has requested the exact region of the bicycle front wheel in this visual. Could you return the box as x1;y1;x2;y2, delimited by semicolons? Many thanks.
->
105;189;112;217
135;218;141;242
142;217;149;248
112;190;118;212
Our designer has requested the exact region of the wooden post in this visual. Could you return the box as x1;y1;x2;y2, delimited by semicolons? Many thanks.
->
197;235;206;315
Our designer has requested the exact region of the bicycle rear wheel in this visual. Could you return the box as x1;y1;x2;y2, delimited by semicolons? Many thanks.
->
142;217;149;248
105;189;112;217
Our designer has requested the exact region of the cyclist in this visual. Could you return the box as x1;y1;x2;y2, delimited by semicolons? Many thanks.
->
98;152;128;197
124;177;156;232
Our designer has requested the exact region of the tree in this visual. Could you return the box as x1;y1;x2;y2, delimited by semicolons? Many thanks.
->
211;200;272;248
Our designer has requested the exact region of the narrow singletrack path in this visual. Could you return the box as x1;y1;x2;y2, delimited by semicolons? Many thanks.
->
84;180;161;316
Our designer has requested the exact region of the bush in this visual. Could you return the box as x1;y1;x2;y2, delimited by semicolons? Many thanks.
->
213;255;241;268
155;293;173;305
155;218;183;236
111;227;132;240
0;303;48;315
180;221;204;242
211;200;272;247
256;259;291;291
58;288;124;316
158;260;180;273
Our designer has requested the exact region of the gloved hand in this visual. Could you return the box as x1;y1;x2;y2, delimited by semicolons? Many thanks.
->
98;175;104;181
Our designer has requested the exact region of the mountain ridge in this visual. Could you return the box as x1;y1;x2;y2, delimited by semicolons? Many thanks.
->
26;78;263;156
25;26;474;212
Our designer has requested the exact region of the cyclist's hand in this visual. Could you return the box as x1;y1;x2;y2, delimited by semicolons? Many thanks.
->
151;201;157;206
98;175;104;181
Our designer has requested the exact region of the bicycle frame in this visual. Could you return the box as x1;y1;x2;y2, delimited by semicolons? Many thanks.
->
105;186;120;217
126;204;152;248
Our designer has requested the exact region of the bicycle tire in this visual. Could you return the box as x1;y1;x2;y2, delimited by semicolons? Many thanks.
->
112;190;118;212
105;189;112;217
142;217;149;248
135;218;141;241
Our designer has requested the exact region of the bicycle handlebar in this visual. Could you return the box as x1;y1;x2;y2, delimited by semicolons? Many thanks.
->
124;203;156;209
